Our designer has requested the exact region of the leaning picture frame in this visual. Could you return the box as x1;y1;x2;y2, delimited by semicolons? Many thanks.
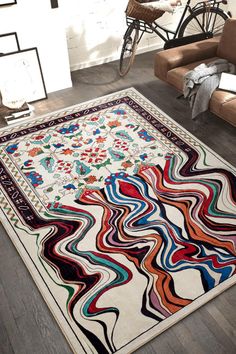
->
50;0;59;8
0;47;47;106
0;32;20;55
0;0;17;6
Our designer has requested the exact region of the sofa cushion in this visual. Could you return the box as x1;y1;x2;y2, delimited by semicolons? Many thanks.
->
217;19;236;65
210;90;236;126
154;37;220;81
166;57;219;91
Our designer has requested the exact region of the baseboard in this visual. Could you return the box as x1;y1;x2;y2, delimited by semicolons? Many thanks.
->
70;43;163;72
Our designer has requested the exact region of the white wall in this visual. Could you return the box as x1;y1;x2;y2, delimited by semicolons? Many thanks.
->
228;0;236;16
60;0;234;72
0;0;72;93
60;0;179;71
59;0;128;71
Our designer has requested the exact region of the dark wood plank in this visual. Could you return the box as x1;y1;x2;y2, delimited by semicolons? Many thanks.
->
0;316;14;354
0;282;30;354
201;304;236;348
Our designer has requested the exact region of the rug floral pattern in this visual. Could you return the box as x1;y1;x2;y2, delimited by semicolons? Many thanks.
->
0;89;235;354
7;107;166;206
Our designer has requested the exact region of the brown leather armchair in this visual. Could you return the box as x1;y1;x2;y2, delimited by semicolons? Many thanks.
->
154;18;236;126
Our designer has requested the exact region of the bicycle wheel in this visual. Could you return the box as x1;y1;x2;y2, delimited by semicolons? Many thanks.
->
178;7;229;38
119;24;139;77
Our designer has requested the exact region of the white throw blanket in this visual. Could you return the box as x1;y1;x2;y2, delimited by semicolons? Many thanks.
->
183;59;236;119
140;0;174;13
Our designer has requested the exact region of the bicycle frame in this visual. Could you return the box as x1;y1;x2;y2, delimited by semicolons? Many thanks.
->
132;0;229;45
120;0;230;76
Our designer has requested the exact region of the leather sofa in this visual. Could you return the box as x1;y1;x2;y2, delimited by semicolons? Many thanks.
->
154;18;236;127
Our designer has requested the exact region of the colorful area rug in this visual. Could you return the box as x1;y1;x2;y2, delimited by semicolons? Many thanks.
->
0;88;235;354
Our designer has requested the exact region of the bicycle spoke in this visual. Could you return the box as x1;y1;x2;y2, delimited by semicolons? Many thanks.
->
183;18;203;35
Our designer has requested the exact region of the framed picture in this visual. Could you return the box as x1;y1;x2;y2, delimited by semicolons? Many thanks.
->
0;48;47;107
0;32;20;55
0;1;17;6
50;0;58;8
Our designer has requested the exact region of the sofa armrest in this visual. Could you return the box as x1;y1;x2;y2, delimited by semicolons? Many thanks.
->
154;36;220;81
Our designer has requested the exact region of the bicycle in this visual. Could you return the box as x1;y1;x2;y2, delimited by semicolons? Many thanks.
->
119;0;231;76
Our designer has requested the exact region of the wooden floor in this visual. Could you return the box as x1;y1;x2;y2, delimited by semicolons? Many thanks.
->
0;50;235;354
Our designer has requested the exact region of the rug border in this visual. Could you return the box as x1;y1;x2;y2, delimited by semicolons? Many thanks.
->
0;87;235;354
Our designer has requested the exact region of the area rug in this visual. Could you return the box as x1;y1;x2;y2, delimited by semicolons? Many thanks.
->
0;88;235;354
